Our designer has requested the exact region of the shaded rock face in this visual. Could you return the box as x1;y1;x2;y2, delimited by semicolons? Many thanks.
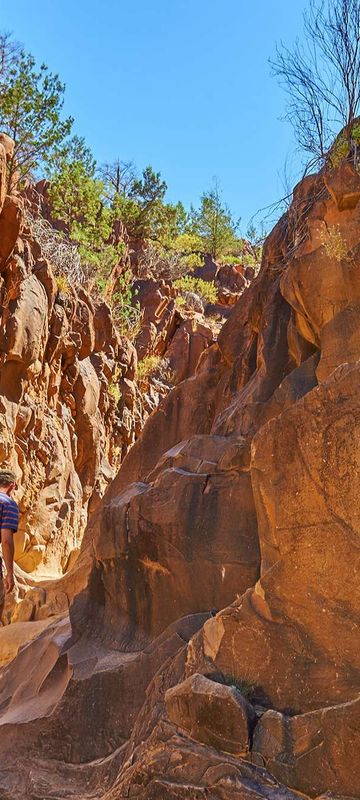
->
2;156;360;799
74;434;259;646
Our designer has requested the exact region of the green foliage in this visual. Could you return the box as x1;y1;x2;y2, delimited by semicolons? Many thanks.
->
0;42;72;189
48;139;125;277
111;269;134;308
108;165;175;243
137;355;174;386
0;36;246;310
222;676;255;699
102;165;203;267
137;354;163;381
182;252;203;269
190;182;240;260
55;273;70;294
218;253;241;265
329;119;360;167
108;382;121;404
166;230;204;270
115;306;143;341
242;252;258;267
321;225;348;260
108;271;143;340
174;295;186;309
130;165;167;205
52;134;96;175
171;231;203;254
216;249;262;269
108;366;122;404
173;275;218;304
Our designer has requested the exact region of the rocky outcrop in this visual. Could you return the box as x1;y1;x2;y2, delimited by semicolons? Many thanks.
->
1;150;360;799
0;145;221;621
0;154;161;613
193;252;256;307
0;198;141;593
131;278;216;420
165;673;257;755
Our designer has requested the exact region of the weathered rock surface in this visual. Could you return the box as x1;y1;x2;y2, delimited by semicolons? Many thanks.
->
165;672;256;755
0;193;142;590
193;252;256;307
72;433;259;646
2;149;360;798
0;151;218;622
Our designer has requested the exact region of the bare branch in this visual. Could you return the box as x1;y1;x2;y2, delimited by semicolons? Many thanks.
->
270;0;360;159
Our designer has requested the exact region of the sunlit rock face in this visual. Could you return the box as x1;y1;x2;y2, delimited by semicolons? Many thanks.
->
0;142;219;621
2;143;360;798
0;141;143;596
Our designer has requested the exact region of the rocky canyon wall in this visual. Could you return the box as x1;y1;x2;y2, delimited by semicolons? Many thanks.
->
0;145;360;798
0;136;219;625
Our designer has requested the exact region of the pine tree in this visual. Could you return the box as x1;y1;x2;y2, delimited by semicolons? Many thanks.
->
0;41;72;189
192;182;239;260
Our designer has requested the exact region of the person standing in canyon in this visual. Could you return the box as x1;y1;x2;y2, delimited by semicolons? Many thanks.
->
0;470;19;617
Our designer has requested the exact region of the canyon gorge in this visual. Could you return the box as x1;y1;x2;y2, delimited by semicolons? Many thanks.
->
0;129;359;800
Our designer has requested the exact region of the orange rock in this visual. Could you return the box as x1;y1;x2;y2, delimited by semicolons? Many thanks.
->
165;318;214;384
0;195;22;267
4;151;360;800
165;673;256;755
324;159;360;210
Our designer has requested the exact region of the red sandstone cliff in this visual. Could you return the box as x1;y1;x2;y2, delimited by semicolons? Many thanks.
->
0;136;218;624
0;140;360;797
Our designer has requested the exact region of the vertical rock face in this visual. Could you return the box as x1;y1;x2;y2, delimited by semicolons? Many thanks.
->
0;147;143;591
0;144;224;625
2;149;360;799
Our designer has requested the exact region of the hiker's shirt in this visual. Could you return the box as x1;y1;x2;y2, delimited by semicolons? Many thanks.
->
0;492;19;574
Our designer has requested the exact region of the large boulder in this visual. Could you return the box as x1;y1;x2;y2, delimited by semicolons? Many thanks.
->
165;673;256;755
253;701;360;796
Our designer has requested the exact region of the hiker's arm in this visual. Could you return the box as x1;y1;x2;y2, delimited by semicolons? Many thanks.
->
1;529;14;592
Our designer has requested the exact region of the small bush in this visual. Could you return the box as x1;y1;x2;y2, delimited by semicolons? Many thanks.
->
183;291;204;314
113;302;143;341
329;120;360;168
222;675;255;699
218;254;242;266
55;273;70;294
108;365;122;404
137;354;163;382
25;210;85;285
173;276;217;304
205;312;225;332
174;295;186;310
108;382;121;404
243;251;260;267
183;252;203;269
137;355;174;386
321;225;348;260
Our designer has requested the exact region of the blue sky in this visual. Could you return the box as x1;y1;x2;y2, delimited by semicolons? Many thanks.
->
1;0;308;230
